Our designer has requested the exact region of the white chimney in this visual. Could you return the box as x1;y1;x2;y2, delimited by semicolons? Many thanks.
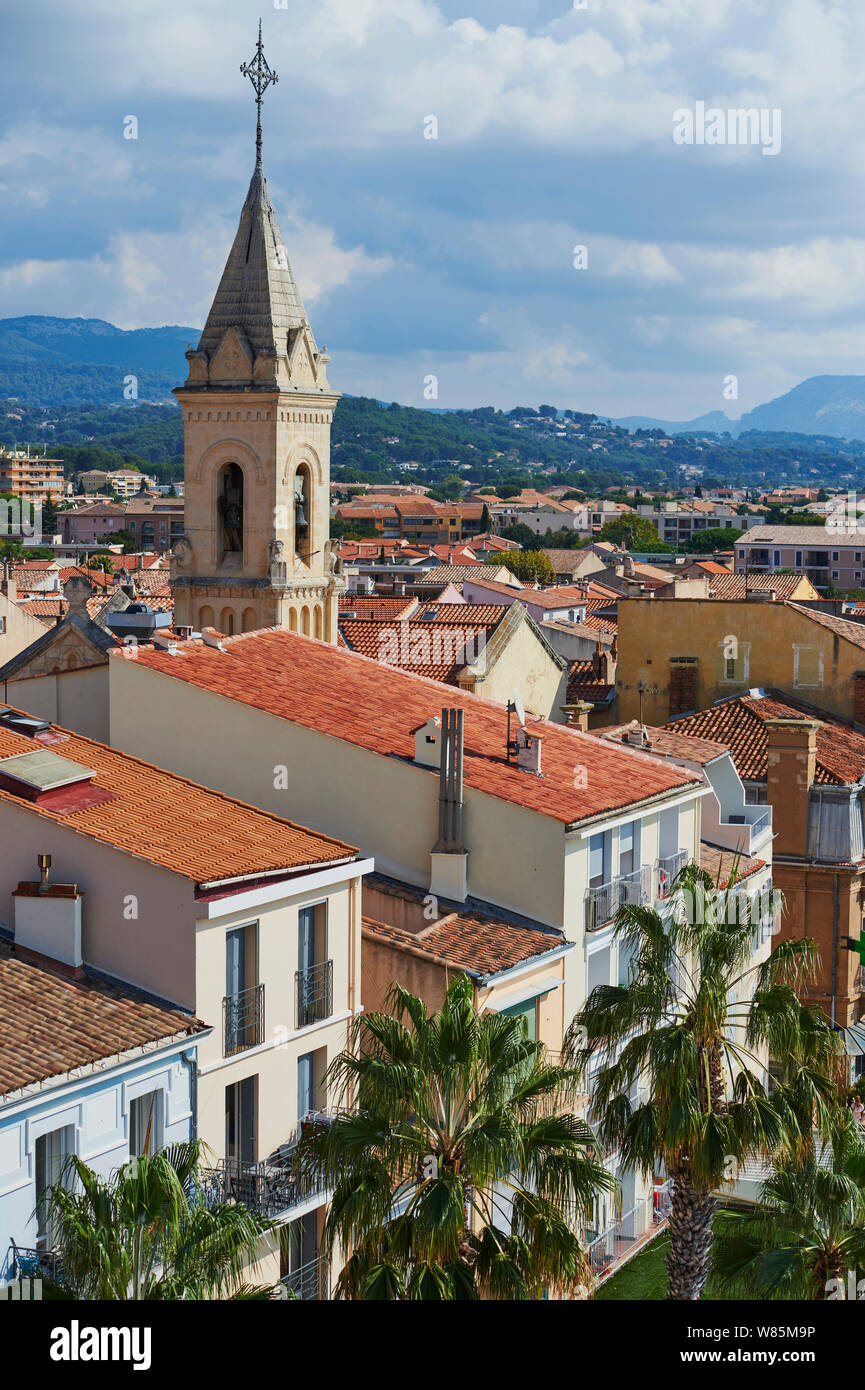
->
413;715;441;768
516;726;543;775
14;859;83;969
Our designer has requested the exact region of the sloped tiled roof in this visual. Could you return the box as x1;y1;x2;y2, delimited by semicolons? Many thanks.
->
415;566;516;587
664;691;865;786
127;628;701;826
597;722;729;765
566;660;616;706
362;911;569;979
412;602;509;624
338;594;418;622
0;712;358;886
339;617;499;684
786;602;865;652
0;940;206;1099
699;842;766;888
706;573;817;600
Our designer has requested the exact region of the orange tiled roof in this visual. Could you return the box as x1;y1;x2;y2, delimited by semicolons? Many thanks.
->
597;721;729;765
126;629;700;826
338;594;418;622
706;573;815;600
362;910;569;979
0;940;206;1098
664;691;865;786
583;613;618;636
699;842;766;888
412;602;509;624
566;660;616;706
339;617;498;684
0;712;358;886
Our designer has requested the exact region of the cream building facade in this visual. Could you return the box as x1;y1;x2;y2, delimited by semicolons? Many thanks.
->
0;706;371;1295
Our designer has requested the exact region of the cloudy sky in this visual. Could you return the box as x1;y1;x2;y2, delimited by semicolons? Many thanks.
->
1;0;864;419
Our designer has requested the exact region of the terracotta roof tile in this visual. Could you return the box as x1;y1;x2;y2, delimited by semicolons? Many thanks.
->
566;660;615;706
0;711;357;885
338;594;418;621
339;617;498;684
127;628;700;826
0;940;206;1098
362;910;569;978
698;841;766;888
664;691;865;785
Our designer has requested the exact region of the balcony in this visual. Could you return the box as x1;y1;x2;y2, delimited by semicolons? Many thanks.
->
656;850;687;899
296;960;333;1029
280;1254;328;1300
200;1145;326;1221
7;1243;62;1285
223;983;264;1057
586;865;657;932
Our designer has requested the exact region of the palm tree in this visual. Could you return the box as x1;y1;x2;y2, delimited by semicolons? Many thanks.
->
295;974;614;1300
43;1140;276;1299
713;1111;865;1299
565;862;839;1301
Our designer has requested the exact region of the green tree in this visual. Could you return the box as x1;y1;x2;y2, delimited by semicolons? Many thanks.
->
565;862;839;1301
685;527;745;553
43;1141;275;1299
296;976;614;1300
88;551;115;573
713;1112;865;1300
598;515;670;550
500;549;555;583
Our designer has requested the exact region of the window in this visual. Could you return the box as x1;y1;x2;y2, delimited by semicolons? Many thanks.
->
129;1091;162;1157
218;462;244;558
832;571;840;581
224;924;261;1054
725;656;736;680
658;806;680;860
795;550;802;567
35;1126;74;1250
226;1076;256;1168
297;904;332;1027
772;550;781;566
794;645;823;689
618;820;640;877
500;996;538;1042
832;551;840;562
589;831;610;888
297;1047;327;1125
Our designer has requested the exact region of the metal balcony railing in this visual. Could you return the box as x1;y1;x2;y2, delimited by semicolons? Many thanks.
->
280;1254;328;1301
619;865;653;907
223;983;264;1056
656;850;687;899
199;1147;326;1221
296;959;333;1029
586;880;621;933
749;809;772;840
8;1243;62;1284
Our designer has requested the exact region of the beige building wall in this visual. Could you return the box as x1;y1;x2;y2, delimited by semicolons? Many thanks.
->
0;593;52;668
616;597;865;725
458;612;569;721
2;665;110;743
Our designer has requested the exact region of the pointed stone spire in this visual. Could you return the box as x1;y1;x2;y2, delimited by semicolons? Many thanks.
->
196;165;308;361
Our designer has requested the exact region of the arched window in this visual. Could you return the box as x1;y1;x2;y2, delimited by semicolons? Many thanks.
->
314;606;322;640
242;607;257;633
217;463;244;561
300;605;310;636
220;608;235;637
199;605;215;631
294;464;312;565
288;608;298;632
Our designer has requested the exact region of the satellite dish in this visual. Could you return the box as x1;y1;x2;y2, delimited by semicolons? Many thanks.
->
512;687;526;728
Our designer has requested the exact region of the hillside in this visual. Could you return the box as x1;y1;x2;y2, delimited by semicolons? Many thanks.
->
614;376;865;443
0;316;194;406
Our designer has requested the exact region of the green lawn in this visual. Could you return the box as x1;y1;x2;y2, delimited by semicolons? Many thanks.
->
596;1212;743;1301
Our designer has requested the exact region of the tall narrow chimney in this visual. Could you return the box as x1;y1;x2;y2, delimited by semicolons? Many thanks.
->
765;717;819;858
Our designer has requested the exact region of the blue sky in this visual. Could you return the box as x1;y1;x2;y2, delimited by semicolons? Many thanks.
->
2;0;864;419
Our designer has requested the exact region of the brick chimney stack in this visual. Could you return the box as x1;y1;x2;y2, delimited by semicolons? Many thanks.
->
765;717;819;858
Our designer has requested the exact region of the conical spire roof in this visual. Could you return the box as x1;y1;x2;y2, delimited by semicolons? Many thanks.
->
197;164;308;361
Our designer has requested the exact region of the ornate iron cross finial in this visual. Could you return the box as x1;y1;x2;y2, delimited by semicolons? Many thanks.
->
240;19;278;169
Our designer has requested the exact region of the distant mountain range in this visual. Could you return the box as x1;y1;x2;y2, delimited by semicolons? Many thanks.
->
3;318;865;444
612;376;865;443
0;316;195;406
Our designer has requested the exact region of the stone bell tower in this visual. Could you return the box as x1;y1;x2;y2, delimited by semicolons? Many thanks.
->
171;25;344;641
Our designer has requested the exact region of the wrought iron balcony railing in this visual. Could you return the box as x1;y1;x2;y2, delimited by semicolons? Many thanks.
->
199;1147;326;1221
296;959;333;1029
223;983;264;1056
280;1254;328;1301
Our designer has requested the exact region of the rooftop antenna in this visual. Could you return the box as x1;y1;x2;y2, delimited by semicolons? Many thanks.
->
506;687;525;762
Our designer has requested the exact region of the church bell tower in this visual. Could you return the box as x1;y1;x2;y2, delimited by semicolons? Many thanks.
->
172;24;344;641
